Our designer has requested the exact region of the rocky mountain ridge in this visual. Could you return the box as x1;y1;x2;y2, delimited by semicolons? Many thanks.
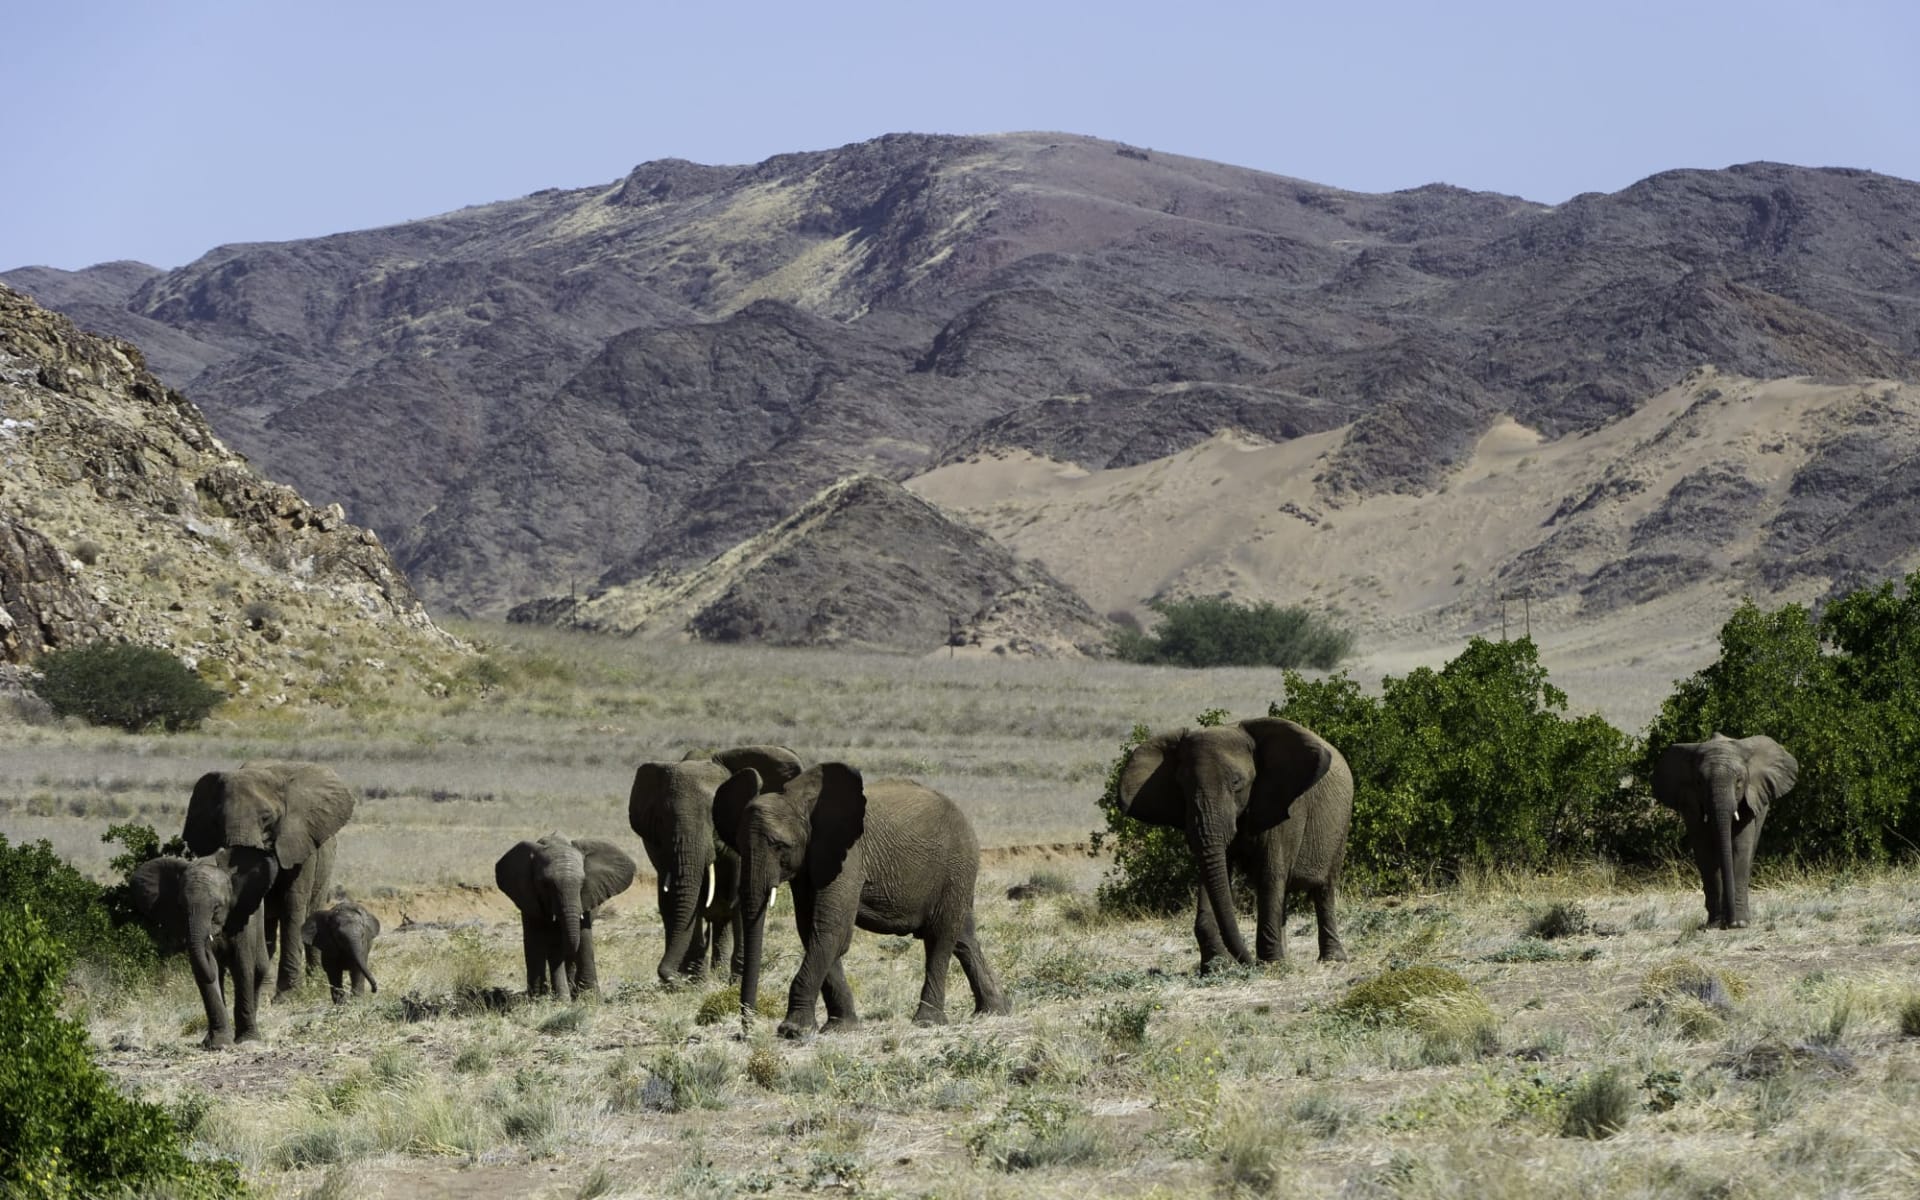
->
0;284;461;706
9;133;1920;654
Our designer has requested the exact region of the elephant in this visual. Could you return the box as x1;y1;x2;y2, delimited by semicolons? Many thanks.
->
629;745;805;987
495;833;636;1001
1652;733;1798;929
129;851;276;1047
1116;717;1353;969
301;900;381;1002
717;762;1010;1038
183;761;355;996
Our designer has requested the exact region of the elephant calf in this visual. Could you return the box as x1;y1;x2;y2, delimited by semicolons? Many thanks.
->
717;762;1011;1038
301;901;381;1002
496;833;637;1001
129;851;275;1048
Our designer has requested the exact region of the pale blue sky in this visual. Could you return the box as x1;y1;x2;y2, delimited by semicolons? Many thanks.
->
5;0;1915;270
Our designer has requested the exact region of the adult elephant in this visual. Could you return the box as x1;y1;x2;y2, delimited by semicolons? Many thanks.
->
718;762;1010;1038
183;761;355;996
629;745;804;986
129;851;275;1047
1116;717;1352;969
1652;733;1798;929
495;833;636;1001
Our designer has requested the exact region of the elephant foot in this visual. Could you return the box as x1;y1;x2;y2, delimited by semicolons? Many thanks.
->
976;996;1012;1017
236;1029;264;1045
201;1031;234;1050
1727;919;1749;930
776;1017;817;1040
1319;944;1350;963
824;1014;864;1033
910;1006;946;1027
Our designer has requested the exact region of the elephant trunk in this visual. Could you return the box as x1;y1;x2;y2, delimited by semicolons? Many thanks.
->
1713;779;1739;929
737;857;773;1020
1192;816;1252;964
657;831;711;985
185;912;227;1040
351;935;378;994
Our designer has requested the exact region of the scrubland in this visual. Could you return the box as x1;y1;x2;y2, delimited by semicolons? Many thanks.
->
6;624;1920;1198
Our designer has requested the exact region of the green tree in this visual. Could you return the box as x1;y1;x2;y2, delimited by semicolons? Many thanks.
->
1112;597;1353;669
31;641;224;732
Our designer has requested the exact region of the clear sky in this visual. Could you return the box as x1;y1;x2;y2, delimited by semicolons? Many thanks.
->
4;0;1915;270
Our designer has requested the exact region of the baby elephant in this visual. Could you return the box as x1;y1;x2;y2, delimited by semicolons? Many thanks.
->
301;901;381;1003
496;833;637;1001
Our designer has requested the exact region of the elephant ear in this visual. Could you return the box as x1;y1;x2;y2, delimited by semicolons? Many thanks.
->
628;763;671;838
713;768;763;856
128;857;190;933
182;772;230;857
1243;718;1335;829
713;746;805;792
574;839;638;911
495;841;541;912
265;763;355;868
1738;736;1798;819
1116;732;1186;828
1650;742;1702;813
800;763;867;884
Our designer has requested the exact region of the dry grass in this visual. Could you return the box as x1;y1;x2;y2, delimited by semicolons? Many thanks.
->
10;625;1920;1196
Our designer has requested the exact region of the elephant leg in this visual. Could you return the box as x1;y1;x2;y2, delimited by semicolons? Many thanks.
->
1730;813;1765;928
326;957;347;1004
779;888;843;1039
520;917;548;997
913;932;956;1025
727;907;747;984
231;925;267;1044
188;943;232;1049
550;943;572;1003
1691;832;1726;927
1255;869;1289;963
1192;883;1232;971
821;960;860;1031
1312;881;1348;962
576;923;600;994
954;914;1010;1016
273;870;304;995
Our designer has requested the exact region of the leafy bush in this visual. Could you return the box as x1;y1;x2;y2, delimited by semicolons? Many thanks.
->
31;641;224;732
694;986;785;1025
1112;596;1353;669
1276;637;1640;888
0;835;156;984
1335;965;1479;1025
1642;581;1920;863
0;906;246;1197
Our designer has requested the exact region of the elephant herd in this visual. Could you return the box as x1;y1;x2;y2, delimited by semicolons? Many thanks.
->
124;725;1796;1050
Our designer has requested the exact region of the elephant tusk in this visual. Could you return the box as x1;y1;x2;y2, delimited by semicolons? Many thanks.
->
706;863;716;906
660;871;673;894
769;887;778;911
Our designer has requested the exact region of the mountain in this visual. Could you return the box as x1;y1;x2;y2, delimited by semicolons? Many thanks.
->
0;284;460;705
534;473;1108;656
8;133;1920;658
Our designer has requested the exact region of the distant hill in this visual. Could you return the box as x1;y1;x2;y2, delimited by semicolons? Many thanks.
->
9;133;1920;663
0;284;460;705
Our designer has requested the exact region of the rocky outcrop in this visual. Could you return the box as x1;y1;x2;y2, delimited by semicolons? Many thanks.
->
0;283;460;703
539;475;1111;656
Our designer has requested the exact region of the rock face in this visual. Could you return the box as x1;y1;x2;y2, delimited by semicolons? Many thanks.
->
9;135;1920;632
0;284;459;702
538;475;1108;656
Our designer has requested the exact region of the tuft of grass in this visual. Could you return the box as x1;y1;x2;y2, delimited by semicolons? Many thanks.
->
1337;965;1480;1024
745;1042;783;1089
1526;900;1592;940
966;1095;1107;1172
695;985;785;1025
1213;1102;1300;1195
1640;957;1749;1004
1561;1067;1635;1139
1899;993;1920;1037
538;1005;590;1035
1086;996;1159;1051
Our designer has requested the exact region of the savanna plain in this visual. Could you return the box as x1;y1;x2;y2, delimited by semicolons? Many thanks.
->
6;623;1920;1199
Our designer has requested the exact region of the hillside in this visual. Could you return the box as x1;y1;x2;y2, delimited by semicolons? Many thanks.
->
8;134;1920;649
0;284;461;706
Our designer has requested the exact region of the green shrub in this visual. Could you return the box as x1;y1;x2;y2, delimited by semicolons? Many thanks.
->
1561;1067;1635;1139
1275;638;1639;888
1335;966;1481;1026
31;641;224;732
1112;596;1353;669
0;906;246;1196
694;985;785;1025
0;835;156;984
966;1095;1105;1171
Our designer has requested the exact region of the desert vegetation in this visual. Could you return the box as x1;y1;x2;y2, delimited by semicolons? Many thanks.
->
1111;596;1355;670
8;583;1920;1195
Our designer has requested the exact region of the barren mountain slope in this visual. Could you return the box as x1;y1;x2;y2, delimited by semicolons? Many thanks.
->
0;284;461;705
545;474;1107;656
10;135;1920;625
910;371;1920;723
